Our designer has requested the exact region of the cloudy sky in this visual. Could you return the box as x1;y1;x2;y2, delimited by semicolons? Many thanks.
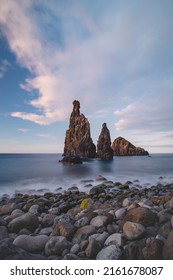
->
0;0;173;153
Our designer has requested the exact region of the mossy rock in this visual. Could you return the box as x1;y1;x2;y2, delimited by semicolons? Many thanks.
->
80;198;93;210
118;184;129;190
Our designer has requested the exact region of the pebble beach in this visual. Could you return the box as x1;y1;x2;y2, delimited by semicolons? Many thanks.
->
0;176;173;260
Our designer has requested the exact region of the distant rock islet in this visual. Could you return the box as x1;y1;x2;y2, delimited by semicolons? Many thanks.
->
60;100;149;163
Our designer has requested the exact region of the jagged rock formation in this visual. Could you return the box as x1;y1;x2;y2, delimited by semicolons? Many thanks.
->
97;123;113;160
63;100;96;158
112;137;149;156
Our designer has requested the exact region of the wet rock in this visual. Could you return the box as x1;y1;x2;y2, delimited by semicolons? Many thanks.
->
96;244;122;260
89;185;106;196
60;156;83;164
13;234;49;253
123;221;145;240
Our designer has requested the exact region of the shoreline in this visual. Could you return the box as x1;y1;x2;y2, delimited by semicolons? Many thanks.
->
0;179;173;260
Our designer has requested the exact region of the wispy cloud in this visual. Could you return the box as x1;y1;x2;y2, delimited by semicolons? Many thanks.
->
18;128;29;132
0;59;11;78
0;0;173;131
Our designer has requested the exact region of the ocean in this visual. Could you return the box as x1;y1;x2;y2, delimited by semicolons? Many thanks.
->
0;153;173;197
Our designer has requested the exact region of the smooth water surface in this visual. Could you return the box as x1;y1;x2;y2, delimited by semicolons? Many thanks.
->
0;153;173;196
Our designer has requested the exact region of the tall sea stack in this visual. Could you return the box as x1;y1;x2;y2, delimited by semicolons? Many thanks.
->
63;100;96;158
97;123;113;160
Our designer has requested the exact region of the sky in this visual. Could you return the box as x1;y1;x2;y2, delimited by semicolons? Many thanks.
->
0;0;173;153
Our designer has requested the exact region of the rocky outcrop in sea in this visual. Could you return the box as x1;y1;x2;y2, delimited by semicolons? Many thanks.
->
97;123;113;160
0;179;173;260
63;100;96;159
112;137;149;156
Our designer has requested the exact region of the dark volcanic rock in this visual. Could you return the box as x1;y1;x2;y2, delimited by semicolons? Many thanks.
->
97;123;113;160
60;156;82;164
112;136;149;156
63;100;96;158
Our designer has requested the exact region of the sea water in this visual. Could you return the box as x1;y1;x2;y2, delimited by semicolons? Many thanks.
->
0;153;173;196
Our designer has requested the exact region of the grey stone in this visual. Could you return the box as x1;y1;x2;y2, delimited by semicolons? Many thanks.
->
96;244;122;260
74;217;90;228
13;234;49;253
0;203;19;215
104;233;124;246
45;236;72;256
115;208;126;219
73;225;97;243
39;227;52;236
90;215;108;228
70;244;80;254
0;240;45;260
8;213;39;233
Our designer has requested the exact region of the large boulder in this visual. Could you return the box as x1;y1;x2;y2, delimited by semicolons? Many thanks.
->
97;123;113;160
8;213;39;233
112;136;149;156
63;100;96;158
13;234;49;253
120;207;156;229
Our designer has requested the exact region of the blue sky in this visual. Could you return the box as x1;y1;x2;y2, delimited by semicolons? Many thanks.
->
0;0;173;153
